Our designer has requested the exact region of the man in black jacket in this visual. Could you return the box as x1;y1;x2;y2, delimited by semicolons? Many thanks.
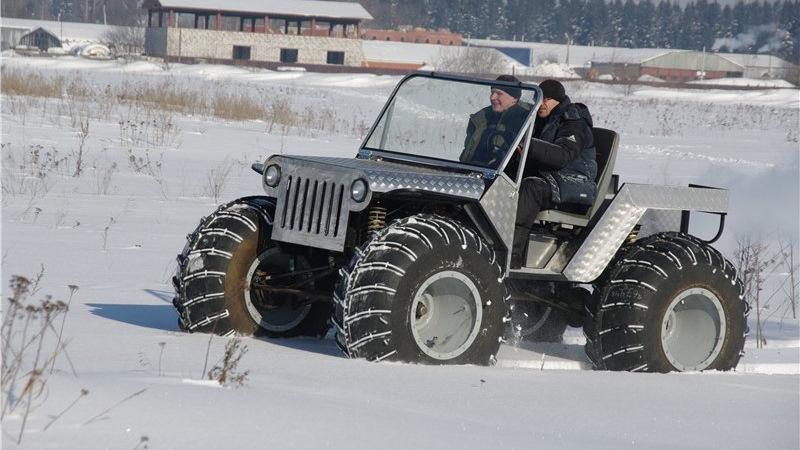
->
511;79;597;268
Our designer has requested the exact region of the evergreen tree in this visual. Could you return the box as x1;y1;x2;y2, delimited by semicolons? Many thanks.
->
608;0;625;47
679;3;706;50
505;0;532;41
652;1;674;48
699;0;722;50
635;0;657;48
534;0;560;42
718;5;737;41
780;0;800;63
618;0;639;47
569;0;594;45
475;1;509;40
585;0;611;46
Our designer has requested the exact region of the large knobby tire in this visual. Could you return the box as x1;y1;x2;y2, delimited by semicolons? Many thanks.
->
584;232;748;372
333;215;508;365
173;197;331;337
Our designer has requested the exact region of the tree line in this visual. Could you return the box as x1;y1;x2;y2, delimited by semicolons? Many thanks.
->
356;0;800;64
1;0;142;26
3;0;798;64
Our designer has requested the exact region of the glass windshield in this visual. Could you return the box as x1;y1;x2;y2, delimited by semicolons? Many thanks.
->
362;74;540;171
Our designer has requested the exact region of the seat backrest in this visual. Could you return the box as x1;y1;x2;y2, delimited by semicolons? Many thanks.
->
534;127;620;227
592;127;619;200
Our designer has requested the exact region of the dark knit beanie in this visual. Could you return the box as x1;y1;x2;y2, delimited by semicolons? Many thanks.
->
492;75;521;99
539;79;566;102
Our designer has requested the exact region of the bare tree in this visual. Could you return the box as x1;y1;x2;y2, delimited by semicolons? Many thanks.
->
435;46;507;75
734;235;773;348
777;238;798;320
102;24;145;55
733;234;800;346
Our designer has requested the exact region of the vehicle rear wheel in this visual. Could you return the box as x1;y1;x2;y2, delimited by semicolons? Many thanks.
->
334;215;507;365
584;232;748;372
173;197;331;337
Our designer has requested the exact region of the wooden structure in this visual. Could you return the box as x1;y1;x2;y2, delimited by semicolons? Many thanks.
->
142;0;371;39
18;27;61;51
363;28;461;46
141;0;373;68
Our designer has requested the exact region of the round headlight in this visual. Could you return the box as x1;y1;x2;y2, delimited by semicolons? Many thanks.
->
351;178;368;202
265;165;281;187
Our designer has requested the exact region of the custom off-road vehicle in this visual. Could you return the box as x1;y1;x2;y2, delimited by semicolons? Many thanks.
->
173;73;748;372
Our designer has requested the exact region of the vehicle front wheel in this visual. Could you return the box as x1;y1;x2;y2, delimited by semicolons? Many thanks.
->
173;197;331;337
334;215;507;365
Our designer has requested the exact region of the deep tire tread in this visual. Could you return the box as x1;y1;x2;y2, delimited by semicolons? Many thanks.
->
173;197;274;334
584;232;748;372
334;215;507;365
173;196;331;338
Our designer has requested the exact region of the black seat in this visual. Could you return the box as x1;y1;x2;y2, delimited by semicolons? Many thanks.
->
534;127;619;227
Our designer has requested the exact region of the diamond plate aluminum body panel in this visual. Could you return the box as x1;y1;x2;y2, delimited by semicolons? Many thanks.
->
365;165;485;198
563;184;729;282
261;155;485;251
639;209;683;238
479;174;517;251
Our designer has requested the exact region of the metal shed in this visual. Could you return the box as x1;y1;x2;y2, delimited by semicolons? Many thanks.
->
641;51;745;82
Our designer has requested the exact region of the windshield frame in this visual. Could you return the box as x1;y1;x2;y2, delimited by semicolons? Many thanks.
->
358;72;543;180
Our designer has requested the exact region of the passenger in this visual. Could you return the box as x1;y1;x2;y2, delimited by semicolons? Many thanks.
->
461;75;530;167
511;79;597;268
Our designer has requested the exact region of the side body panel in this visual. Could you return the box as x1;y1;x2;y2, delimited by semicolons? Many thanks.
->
563;184;729;282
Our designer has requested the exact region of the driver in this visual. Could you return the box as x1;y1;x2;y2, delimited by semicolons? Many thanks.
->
511;79;597;268
460;75;530;167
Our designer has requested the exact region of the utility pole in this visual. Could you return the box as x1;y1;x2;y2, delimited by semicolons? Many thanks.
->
565;33;572;66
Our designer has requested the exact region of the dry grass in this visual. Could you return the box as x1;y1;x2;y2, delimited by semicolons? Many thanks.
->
202;158;235;202
206;337;250;388
2;143;68;198
1;271;75;443
1;67;65;98
1;65;369;137
119;78;206;115
212;91;265;121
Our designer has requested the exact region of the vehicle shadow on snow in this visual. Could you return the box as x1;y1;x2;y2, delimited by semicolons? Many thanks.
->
86;289;346;358
252;331;345;359
85;289;179;331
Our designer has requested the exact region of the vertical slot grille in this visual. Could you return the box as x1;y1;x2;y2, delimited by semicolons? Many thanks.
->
278;176;345;238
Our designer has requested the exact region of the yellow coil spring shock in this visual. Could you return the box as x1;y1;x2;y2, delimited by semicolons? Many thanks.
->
367;206;387;232
625;224;641;245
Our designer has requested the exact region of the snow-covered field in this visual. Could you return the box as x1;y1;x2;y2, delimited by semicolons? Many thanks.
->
2;56;798;449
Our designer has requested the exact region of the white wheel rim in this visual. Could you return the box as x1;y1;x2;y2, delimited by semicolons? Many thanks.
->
661;287;726;371
410;270;483;360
